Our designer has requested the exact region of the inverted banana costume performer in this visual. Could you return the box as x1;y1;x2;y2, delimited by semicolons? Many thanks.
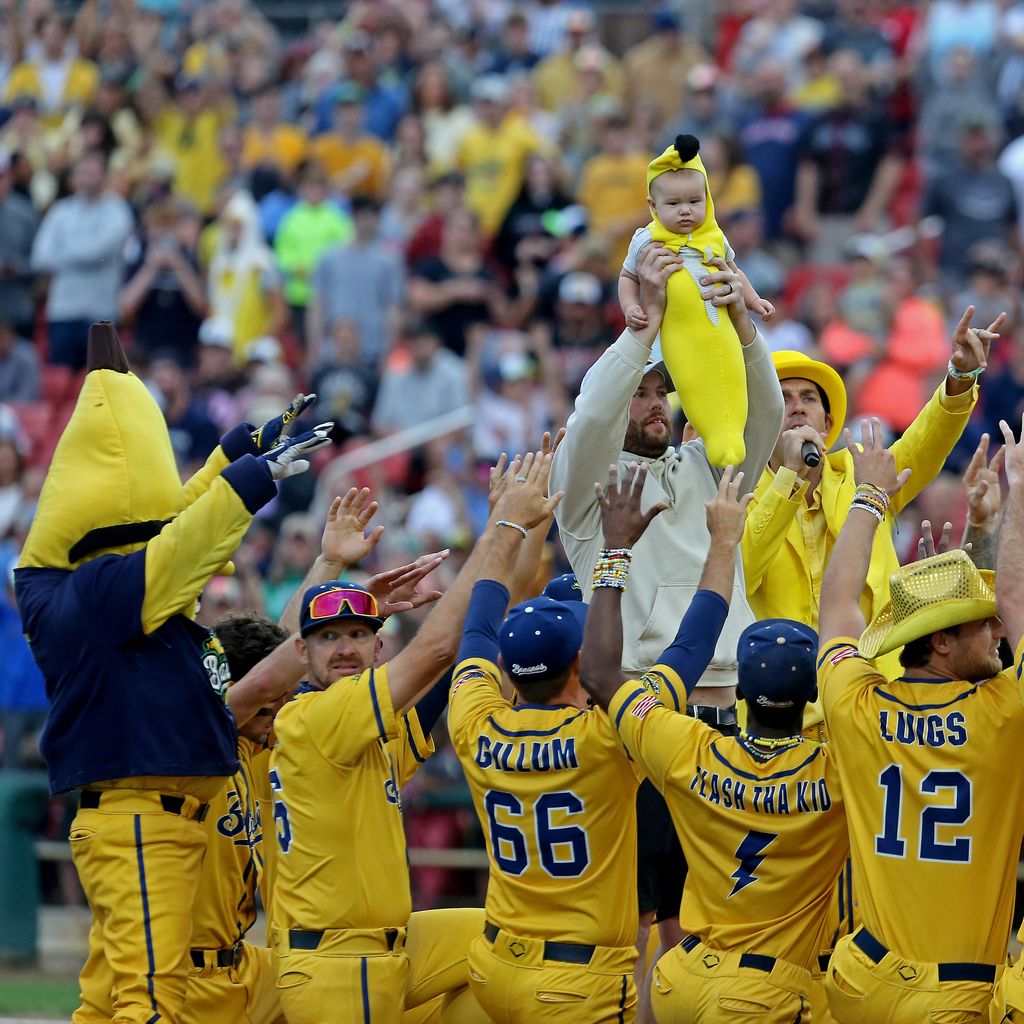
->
617;135;775;467
14;322;331;1024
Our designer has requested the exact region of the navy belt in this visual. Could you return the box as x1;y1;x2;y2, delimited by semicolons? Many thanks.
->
79;789;209;823
289;929;401;952
852;929;996;984
484;922;595;965
680;935;776;973
190;944;242;969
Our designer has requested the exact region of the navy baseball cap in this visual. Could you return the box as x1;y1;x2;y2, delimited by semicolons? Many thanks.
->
299;581;384;637
499;596;586;684
737;619;818;710
543;573;582;602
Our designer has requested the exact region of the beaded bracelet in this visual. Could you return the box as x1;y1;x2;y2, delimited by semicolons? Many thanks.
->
593;547;632;590
851;498;884;522
947;360;985;382
854;483;890;514
496;520;528;538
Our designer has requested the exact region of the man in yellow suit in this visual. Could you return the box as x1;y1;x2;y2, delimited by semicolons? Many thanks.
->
742;306;1002;707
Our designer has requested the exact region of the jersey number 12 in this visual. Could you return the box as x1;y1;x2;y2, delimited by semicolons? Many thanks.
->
875;764;972;863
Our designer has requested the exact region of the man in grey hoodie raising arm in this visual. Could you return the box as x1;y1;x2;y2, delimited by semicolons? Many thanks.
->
549;242;783;1022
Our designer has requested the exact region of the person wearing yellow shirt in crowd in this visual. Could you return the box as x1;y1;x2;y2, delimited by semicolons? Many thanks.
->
577;115;650;275
741;307;1002;729
310;82;390;201
242;82;307;177
156;76;229;217
457;75;541;238
5;14;97;126
531;8;624;112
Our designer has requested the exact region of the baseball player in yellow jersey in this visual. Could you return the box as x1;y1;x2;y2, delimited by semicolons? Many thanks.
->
448;462;655;1022
181;612;294;1024
578;462;847;1023
268;456;566;1023
816;417;1024;1024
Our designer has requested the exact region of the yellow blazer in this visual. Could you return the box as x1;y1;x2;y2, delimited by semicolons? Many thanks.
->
742;380;977;699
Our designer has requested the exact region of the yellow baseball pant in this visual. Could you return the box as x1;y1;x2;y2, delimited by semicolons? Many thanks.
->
650;936;811;1023
825;929;1000;1024
181;941;283;1024
273;908;488;1023
467;922;637;1023
70;790;209;1024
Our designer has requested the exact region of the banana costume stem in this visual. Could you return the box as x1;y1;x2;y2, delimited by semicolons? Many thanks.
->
647;135;747;467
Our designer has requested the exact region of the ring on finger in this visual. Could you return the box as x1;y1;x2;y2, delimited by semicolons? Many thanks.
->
515;475;528;482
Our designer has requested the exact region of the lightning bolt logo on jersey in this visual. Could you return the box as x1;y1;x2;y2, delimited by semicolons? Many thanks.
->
610;665;849;972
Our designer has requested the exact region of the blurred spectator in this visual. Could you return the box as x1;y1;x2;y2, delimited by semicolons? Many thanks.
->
120;198;208;365
997;2;1024;137
273;161;353;340
525;0;585;60
457;75;542;237
623;9;709;131
242;81;308;176
792;50;903;263
950;243;1021;337
31;149;133;369
307;196;404;370
821;0;896;78
372;324;470;435
577;114;648;274
409;207;500;356
0;146;38;339
923;0;1000;82
918;47;993;183
406;171;466;266
1000;131;1024;236
380;165;427;252
531;9;623;112
703;133;763;223
486;12;540;76
4;13;98;123
982;330;1024;439
311;83;391;200
0;316;41;403
150;354;221;469
0;553;48;769
731;0;824;85
412;62;475;174
548;270;613;394
736;59;809;240
261;512;319;621
209;190;287;363
662;64;738;145
726;207;786;304
0;438;27;539
193;319;243;432
493;153;573;273
922;115;1019;282
310;319;378;436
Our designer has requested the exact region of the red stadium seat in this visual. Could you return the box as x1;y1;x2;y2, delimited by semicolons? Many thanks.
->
40;365;73;404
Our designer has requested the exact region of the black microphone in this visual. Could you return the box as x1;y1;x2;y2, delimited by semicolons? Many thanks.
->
801;440;821;468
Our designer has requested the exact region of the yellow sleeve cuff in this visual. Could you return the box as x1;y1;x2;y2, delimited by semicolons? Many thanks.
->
772;466;809;501
938;378;979;412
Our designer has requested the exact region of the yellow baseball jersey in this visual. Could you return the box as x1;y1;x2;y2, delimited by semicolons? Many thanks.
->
610;666;848;970
190;737;267;949
270;665;434;931
448;656;640;948
819;637;1024;963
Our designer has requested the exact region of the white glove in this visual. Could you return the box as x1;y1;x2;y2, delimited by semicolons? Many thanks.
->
263;422;334;480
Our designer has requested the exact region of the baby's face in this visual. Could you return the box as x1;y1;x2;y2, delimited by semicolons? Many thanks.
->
649;169;707;235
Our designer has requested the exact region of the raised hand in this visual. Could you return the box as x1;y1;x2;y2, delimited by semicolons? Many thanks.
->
917;520;955;561
263;423;333;480
595;462;667;549
321;487;384;569
367;551;449;615
1000;416;1024;491
963;433;1004;528
950;306;1006;375
704;465;752;547
845;418;911;497
251;393;319;454
492;451;564;531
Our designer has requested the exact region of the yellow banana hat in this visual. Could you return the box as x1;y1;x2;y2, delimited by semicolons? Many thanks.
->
19;323;186;571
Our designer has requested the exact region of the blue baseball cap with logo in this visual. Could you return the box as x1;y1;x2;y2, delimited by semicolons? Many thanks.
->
543;573;583;603
299;581;384;637
737;619;818;710
499;596;587;684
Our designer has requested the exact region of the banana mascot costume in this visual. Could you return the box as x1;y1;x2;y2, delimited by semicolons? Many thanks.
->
14;323;302;1024
648;135;747;467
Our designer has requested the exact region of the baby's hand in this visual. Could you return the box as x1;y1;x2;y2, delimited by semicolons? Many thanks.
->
751;298;776;323
625;304;649;330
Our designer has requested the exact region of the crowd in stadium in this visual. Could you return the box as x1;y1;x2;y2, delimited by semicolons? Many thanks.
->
6;0;1024;1021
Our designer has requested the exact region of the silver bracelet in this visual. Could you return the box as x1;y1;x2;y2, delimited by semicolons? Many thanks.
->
496;520;528;538
947;360;984;381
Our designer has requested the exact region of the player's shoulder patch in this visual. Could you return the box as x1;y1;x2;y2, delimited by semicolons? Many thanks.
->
452;666;490;697
631;693;660;720
820;643;861;669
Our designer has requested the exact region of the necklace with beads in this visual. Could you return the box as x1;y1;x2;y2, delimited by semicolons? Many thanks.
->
738;729;804;762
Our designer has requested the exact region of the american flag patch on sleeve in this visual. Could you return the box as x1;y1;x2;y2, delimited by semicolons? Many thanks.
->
829;646;859;666
632;694;659;719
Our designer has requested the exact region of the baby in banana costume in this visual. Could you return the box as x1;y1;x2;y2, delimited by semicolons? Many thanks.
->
618;134;774;467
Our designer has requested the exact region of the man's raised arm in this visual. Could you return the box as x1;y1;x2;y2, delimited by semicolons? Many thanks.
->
997;417;1024;652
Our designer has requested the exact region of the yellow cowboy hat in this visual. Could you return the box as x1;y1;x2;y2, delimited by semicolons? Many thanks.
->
772;351;847;450
859;549;997;659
